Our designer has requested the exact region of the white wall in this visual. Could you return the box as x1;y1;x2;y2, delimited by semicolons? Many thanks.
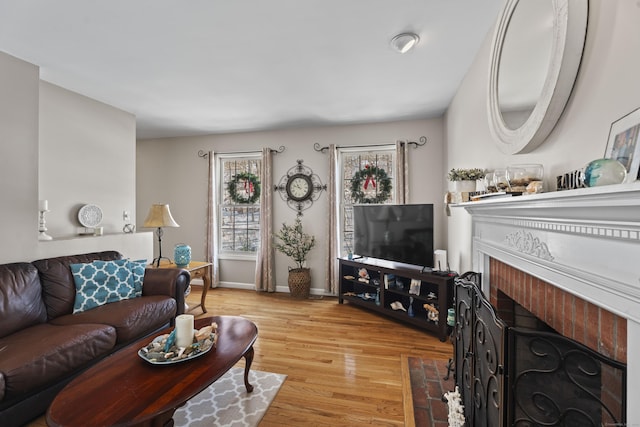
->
445;0;640;272
0;50;152;264
39;81;138;238
0;51;40;262
137;118;445;293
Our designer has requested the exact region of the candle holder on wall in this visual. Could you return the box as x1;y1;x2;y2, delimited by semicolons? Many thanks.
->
38;200;52;241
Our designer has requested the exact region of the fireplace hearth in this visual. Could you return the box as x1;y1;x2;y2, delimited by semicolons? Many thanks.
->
454;276;626;426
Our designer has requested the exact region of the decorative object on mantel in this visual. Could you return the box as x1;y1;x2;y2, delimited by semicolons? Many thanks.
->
273;217;316;299
506;164;544;194
558;158;628;190
38;199;52;241
274;160;326;216
556;168;586;191
581;158;627;187
604;106;640;183
491;169;510;192
445;191;483;205
448;168;486;192
143;204;180;267
77;204;103;235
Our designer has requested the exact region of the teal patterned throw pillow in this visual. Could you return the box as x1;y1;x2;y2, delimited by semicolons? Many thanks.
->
71;259;146;313
128;259;146;297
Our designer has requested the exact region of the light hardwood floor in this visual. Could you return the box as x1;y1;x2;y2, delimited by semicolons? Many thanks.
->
27;286;452;426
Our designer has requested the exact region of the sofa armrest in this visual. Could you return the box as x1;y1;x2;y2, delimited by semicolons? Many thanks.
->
0;370;5;401
142;269;190;316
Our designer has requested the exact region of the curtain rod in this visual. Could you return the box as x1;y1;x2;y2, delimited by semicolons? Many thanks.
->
313;136;427;153
197;146;286;158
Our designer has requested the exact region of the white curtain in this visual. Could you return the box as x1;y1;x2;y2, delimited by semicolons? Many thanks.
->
395;141;409;203
205;150;220;287
325;144;339;294
255;147;275;292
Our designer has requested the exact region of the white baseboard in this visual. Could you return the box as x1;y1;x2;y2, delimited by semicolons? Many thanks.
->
200;280;335;296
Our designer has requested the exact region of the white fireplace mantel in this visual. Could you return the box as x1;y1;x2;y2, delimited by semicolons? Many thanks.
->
456;182;640;424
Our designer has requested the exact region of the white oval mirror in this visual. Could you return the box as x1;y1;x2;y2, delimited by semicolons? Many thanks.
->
488;0;588;154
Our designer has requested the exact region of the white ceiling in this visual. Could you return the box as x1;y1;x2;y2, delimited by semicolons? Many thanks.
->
0;0;503;139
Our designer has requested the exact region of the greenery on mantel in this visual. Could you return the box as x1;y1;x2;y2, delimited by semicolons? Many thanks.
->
447;168;486;181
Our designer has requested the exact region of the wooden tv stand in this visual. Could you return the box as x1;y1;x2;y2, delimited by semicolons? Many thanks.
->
338;257;454;341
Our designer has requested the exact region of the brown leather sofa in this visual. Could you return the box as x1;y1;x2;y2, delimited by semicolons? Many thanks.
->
0;251;190;427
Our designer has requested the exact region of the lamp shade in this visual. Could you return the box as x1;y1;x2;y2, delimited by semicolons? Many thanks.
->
143;204;180;228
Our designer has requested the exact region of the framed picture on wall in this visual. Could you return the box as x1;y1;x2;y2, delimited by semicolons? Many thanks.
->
605;107;640;182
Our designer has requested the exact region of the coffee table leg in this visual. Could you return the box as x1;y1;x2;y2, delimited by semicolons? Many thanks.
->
150;409;176;427
243;346;254;393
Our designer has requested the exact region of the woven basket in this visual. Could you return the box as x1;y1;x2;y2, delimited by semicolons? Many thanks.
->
288;268;311;299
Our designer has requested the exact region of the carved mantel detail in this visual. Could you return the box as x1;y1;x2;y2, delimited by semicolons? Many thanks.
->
504;230;554;261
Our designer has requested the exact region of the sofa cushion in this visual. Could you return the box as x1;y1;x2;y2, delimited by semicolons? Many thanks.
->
32;251;122;319
70;259;144;313
50;295;177;344
0;323;116;401
0;263;47;339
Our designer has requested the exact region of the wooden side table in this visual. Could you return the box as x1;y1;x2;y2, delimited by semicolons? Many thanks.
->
149;261;212;313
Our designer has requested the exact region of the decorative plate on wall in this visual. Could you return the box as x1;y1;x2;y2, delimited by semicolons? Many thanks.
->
78;204;103;228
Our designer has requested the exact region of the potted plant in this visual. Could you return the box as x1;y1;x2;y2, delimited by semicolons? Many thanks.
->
273;217;316;298
448;168;486;192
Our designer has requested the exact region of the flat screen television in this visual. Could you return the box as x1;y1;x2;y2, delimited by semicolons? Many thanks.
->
353;204;434;268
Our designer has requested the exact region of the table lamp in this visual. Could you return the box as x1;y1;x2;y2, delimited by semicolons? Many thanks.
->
143;204;180;267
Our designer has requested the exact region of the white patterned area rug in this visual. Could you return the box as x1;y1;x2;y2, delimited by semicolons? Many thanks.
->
173;367;286;427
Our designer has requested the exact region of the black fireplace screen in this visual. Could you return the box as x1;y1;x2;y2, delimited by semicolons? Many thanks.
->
454;276;627;427
455;275;507;427
509;328;626;426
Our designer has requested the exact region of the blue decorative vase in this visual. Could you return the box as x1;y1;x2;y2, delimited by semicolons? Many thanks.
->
174;244;191;267
447;308;456;327
582;158;627;187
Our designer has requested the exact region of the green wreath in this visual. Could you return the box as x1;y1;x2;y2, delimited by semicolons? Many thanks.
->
228;172;261;204
350;165;392;204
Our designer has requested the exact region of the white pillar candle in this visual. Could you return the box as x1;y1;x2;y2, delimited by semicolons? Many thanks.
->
39;200;48;211
175;314;194;348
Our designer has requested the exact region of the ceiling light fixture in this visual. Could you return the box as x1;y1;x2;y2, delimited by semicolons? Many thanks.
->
390;32;420;53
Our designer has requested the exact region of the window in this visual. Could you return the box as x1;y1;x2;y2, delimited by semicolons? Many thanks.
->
339;147;396;256
218;154;261;257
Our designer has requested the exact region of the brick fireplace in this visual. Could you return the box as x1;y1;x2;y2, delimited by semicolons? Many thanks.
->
490;258;627;364
459;183;640;424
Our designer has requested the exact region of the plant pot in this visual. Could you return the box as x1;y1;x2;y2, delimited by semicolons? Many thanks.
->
452;180;476;192
288;268;311;299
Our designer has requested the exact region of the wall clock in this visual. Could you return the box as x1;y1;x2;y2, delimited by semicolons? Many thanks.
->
275;160;326;215
286;173;313;202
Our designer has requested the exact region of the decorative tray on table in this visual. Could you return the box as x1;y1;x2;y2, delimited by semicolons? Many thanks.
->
138;323;218;365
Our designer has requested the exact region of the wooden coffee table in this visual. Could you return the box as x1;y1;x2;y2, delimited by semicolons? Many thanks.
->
46;316;258;427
